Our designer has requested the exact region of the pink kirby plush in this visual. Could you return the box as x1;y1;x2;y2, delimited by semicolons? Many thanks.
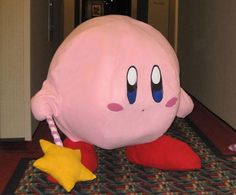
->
32;15;201;174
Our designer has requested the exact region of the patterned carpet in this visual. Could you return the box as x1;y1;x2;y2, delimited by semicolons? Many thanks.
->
4;118;236;194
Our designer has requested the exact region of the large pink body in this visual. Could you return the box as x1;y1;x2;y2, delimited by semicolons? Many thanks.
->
31;15;193;149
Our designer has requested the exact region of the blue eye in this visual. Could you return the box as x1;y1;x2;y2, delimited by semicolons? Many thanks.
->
127;66;138;104
151;65;163;103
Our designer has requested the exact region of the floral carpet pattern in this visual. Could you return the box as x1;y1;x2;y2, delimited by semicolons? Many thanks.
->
4;118;236;194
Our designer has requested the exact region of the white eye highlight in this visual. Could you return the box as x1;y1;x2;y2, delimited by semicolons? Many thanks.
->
151;65;161;84
127;66;137;85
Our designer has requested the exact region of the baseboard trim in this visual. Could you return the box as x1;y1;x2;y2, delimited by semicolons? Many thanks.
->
188;96;236;156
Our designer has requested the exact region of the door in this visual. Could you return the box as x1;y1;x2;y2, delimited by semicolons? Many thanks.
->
30;0;64;137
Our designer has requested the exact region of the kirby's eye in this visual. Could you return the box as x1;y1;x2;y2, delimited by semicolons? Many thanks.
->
151;65;163;103
127;66;138;104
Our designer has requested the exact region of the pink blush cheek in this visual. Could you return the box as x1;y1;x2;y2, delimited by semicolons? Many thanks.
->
107;103;124;112
165;97;178;108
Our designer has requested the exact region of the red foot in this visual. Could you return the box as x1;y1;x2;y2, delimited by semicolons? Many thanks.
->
63;138;98;172
125;135;201;170
47;138;98;183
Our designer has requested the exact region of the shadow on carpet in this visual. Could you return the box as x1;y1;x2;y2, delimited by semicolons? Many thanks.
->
3;118;236;194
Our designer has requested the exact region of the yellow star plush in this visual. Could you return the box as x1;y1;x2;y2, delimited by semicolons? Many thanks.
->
33;139;96;192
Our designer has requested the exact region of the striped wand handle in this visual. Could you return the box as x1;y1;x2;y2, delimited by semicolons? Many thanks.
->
46;116;63;146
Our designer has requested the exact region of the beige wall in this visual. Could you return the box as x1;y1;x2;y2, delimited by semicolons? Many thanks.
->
148;0;170;39
168;0;178;51
0;0;31;139
131;0;137;19
178;0;236;129
0;0;63;140
148;0;178;50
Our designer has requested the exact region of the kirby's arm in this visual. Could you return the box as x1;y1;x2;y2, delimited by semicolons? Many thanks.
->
31;81;59;121
177;88;194;118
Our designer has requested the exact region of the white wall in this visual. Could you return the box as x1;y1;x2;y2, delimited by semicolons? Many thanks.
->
178;0;236;129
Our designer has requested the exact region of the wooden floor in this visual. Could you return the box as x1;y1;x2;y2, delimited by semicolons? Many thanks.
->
0;98;236;193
